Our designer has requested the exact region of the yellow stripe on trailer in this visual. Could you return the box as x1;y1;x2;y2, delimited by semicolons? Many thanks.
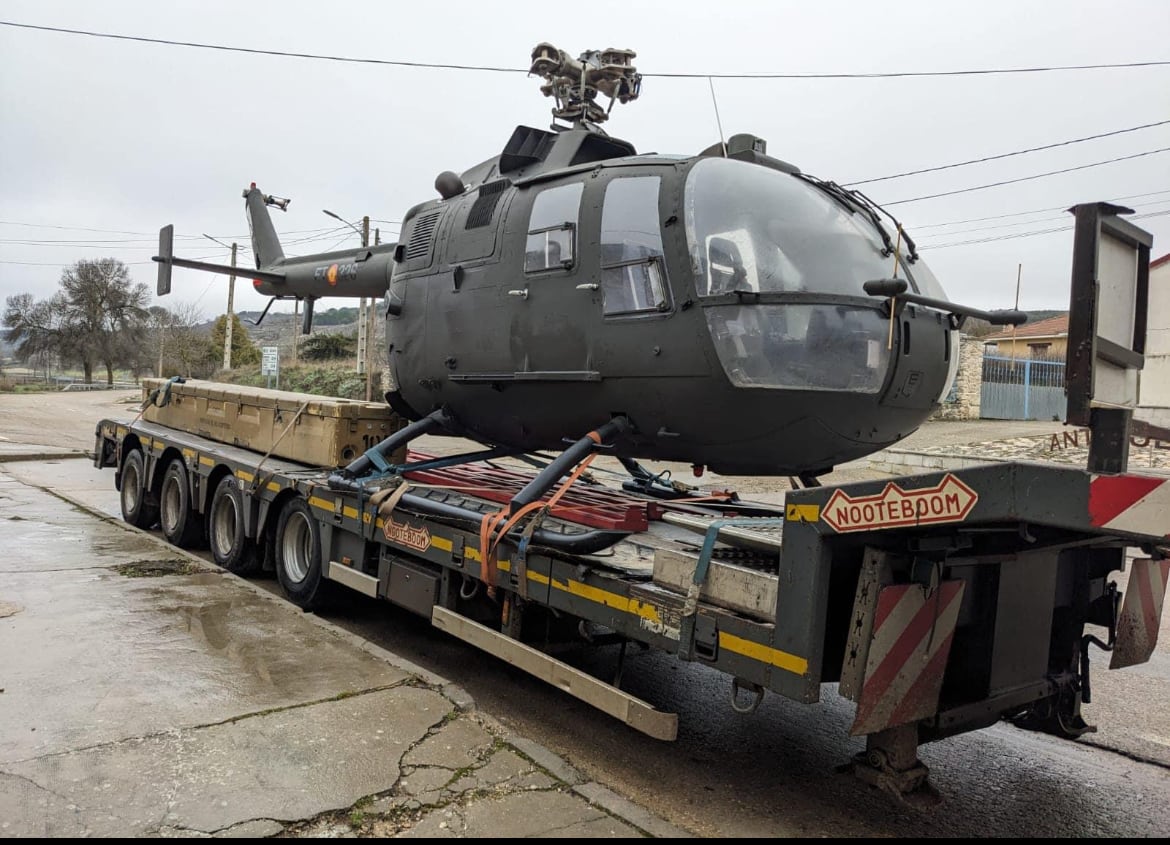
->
719;630;808;676
234;470;281;492
549;576;663;624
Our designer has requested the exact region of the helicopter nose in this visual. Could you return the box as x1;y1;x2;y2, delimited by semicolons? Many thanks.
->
704;302;893;393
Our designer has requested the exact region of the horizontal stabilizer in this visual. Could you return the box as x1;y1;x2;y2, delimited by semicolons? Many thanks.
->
153;224;285;297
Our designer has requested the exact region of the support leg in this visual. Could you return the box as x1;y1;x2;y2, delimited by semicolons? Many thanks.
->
846;724;940;806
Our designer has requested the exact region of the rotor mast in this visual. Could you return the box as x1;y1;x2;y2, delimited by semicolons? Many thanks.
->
529;43;642;128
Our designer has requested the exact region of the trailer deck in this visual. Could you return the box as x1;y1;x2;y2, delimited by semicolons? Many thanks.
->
94;414;1169;801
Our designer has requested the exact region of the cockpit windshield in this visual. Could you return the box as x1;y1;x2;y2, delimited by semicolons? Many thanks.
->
684;157;902;297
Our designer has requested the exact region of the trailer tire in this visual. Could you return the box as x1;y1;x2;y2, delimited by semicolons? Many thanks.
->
208;475;261;576
159;458;204;549
275;497;329;610
120;448;159;529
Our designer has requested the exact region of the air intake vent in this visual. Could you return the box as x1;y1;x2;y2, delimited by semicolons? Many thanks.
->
404;210;441;261
465;180;509;230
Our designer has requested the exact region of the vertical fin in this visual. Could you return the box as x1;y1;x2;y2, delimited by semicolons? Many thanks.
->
156;224;174;295
242;184;286;268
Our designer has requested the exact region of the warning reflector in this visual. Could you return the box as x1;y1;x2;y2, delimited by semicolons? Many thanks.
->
1111;558;1170;670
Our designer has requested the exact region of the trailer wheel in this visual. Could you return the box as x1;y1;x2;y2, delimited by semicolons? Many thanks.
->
275;497;329;609
159;458;203;549
120;448;159;529
208;475;261;576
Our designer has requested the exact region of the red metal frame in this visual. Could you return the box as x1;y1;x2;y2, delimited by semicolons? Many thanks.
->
402;451;658;531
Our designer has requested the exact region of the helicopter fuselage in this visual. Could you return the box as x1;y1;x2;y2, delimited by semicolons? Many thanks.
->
377;131;956;476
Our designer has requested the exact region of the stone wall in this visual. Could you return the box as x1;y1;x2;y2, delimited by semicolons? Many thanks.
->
932;334;982;421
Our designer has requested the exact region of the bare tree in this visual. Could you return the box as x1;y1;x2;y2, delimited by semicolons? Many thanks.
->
149;302;214;378
5;259;152;384
2;292;74;379
58;259;150;384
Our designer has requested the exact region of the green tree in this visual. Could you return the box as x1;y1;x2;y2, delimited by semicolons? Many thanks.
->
300;331;357;361
209;313;261;368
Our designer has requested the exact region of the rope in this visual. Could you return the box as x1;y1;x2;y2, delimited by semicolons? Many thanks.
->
249;400;310;491
478;449;601;596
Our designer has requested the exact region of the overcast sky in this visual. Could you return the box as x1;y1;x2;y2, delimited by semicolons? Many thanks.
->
2;0;1168;320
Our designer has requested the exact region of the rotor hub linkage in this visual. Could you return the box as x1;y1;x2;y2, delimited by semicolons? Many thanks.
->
529;42;641;125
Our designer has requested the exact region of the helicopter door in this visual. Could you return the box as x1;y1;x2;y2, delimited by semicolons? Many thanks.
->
509;181;595;377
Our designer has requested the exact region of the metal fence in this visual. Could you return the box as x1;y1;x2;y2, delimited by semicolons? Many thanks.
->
980;355;1067;421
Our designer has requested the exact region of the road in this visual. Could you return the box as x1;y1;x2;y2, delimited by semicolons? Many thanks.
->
2;390;1168;837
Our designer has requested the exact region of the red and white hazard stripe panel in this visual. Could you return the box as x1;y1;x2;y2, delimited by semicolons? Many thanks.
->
850;581;965;737
1111;558;1170;670
1088;474;1170;538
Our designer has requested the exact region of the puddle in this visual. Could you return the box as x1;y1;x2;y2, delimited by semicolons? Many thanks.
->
115;559;205;578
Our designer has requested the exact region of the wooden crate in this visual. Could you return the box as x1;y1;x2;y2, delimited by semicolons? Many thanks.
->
141;378;407;468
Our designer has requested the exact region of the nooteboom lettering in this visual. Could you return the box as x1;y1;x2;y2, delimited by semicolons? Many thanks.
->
384;517;431;551
830;491;963;527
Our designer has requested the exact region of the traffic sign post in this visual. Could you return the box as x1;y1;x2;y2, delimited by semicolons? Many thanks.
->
261;346;280;389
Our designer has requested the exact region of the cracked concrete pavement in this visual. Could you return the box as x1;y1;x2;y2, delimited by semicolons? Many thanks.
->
0;464;685;838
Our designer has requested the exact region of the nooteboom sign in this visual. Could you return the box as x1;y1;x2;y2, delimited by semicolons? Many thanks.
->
822;474;979;533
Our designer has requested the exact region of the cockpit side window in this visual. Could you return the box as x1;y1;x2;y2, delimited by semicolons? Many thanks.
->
599;176;671;317
525;183;583;273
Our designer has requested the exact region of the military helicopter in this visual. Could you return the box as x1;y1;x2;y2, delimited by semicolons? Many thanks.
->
154;43;1025;487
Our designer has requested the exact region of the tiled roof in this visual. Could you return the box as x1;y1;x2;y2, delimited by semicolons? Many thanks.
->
983;313;1068;342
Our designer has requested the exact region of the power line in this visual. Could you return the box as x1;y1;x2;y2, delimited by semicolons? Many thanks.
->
883;147;1170;206
911;198;1170;237
905;189;1170;229
846;119;1170;186
0;219;338;240
4;20;1170;79
919;208;1170;249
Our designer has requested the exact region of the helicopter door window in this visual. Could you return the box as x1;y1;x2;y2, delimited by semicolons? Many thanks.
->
599;176;670;317
525;183;583;273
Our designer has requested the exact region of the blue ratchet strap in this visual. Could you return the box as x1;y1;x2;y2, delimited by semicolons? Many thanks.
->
678;517;787;661
513;509;546;600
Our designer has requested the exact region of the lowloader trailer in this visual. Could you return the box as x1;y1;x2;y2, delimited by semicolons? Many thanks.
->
93;412;1169;803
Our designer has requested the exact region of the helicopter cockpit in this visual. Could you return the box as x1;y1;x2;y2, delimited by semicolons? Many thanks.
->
685;156;947;395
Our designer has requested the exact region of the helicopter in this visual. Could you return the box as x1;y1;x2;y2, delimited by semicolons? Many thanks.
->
153;42;1025;486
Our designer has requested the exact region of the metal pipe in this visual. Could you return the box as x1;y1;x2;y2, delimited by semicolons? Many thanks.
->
397;492;626;554
328;408;452;490
509;416;630;512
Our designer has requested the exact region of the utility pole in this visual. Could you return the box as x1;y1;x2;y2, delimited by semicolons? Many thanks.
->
224;242;238;369
356;216;371;382
292;298;299;364
365;222;377;401
322;209;369;378
203;234;239;370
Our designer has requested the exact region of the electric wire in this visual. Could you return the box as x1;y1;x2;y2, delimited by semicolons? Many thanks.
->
3;21;1169;79
845;119;1170;186
905;189;1170;229
919;208;1170;249
883;147;1170;205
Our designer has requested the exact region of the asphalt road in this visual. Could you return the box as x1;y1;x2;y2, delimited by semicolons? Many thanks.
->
3;390;1168;837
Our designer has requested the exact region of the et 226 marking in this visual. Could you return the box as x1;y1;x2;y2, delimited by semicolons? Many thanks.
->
314;262;359;286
